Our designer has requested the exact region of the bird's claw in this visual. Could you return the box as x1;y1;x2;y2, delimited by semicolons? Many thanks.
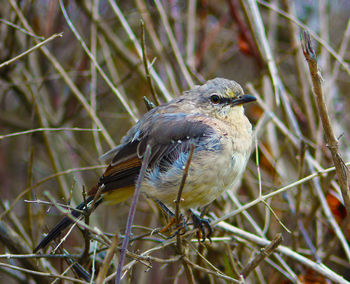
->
161;214;188;239
162;211;213;242
191;212;212;242
168;223;188;239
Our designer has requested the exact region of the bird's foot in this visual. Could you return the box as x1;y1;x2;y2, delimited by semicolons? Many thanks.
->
190;210;212;242
160;216;176;233
162;215;189;239
157;203;212;242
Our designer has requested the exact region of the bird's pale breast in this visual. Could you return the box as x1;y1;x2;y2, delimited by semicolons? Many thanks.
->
142;114;252;210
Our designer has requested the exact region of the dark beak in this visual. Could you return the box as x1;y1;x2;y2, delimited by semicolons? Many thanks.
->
231;94;256;106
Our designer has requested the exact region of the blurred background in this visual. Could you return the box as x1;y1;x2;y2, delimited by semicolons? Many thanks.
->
0;0;350;283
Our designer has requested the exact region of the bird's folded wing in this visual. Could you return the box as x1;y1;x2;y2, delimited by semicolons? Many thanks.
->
90;113;217;196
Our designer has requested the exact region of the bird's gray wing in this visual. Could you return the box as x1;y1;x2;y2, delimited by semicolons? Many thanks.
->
93;113;218;194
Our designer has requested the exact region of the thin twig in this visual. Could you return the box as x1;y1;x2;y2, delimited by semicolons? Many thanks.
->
0;165;105;220
225;243;242;279
241;233;283;277
153;0;194;88
0;262;87;283
0;127;101;140
115;144;152;284
96;235;118;284
106;0;172;100
174;144;195;284
243;0;282;104
25;79;70;199
0;18;44;39
79;188;90;264
213;161;350;225
183;256;241;283
59;0;138;123
175;145;195;228
140;20;160;106
44;192;111;248
227;193;299;281
90;0;103;157
0;33;62;69
0;253;80;259
135;0;181;97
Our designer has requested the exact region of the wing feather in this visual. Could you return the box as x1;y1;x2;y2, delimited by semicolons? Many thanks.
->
93;113;217;195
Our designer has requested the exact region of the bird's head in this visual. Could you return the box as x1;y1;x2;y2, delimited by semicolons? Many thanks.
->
185;78;256;121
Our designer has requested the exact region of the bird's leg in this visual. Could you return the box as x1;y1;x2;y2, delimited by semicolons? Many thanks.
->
200;204;210;218
155;200;188;235
156;200;177;233
189;208;212;242
155;199;175;218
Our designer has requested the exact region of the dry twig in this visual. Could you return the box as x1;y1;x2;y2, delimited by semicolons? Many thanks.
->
301;31;350;223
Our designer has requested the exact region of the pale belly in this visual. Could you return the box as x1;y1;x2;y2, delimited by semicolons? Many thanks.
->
142;150;248;210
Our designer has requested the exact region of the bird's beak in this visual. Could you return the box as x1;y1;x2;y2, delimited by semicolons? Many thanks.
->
231;94;256;106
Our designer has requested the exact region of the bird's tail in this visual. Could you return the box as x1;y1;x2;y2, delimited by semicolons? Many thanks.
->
33;195;103;253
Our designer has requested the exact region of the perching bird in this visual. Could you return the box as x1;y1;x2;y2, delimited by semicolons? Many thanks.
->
34;78;256;252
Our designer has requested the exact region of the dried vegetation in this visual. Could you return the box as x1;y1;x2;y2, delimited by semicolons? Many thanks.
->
0;0;350;283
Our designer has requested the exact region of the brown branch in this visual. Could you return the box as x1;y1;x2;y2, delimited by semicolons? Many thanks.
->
301;31;350;223
175;144;195;284
96;235;119;284
241;233;283;278
0;33;63;69
175;144;195;228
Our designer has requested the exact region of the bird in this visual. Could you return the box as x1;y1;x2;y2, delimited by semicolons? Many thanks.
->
34;78;256;252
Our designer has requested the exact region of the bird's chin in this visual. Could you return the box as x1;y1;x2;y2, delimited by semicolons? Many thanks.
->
227;105;244;114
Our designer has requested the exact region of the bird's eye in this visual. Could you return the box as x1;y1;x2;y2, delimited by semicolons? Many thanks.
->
210;94;220;104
